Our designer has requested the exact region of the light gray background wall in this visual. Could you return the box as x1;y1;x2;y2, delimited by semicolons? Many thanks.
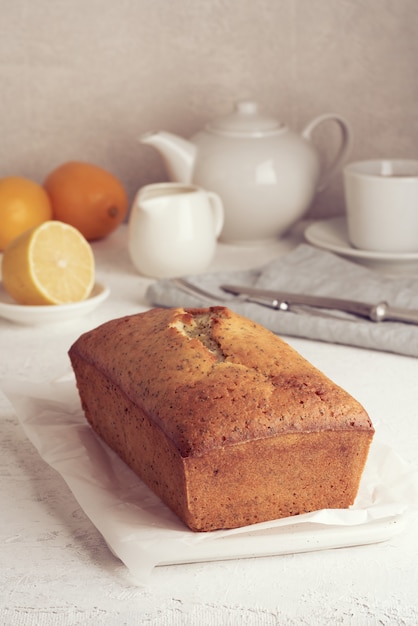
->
1;0;417;219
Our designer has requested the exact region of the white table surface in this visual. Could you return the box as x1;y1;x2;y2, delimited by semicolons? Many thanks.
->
1;224;418;625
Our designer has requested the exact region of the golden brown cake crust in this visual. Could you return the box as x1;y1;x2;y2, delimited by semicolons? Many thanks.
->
69;306;374;531
70;306;372;456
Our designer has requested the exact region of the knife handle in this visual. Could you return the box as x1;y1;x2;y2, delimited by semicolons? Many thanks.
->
373;302;418;324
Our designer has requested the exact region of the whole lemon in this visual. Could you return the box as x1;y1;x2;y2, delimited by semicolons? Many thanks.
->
44;161;128;241
0;176;53;251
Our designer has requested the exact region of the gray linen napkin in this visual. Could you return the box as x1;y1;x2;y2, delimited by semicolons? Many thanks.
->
146;244;418;358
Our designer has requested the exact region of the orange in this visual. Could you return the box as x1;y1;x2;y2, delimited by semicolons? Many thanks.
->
44;161;128;241
0;176;53;251
2;220;95;305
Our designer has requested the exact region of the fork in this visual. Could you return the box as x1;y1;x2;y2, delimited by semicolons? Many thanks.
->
170;278;232;302
170;277;359;321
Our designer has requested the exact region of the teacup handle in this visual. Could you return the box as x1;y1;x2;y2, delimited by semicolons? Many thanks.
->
302;114;352;192
206;191;224;238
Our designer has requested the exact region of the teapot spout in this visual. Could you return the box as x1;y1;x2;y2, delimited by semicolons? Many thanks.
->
140;131;196;184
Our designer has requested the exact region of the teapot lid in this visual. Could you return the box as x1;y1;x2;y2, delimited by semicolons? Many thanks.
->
207;100;284;137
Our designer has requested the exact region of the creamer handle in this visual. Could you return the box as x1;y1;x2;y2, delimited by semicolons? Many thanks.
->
302;114;352;192
207;192;225;238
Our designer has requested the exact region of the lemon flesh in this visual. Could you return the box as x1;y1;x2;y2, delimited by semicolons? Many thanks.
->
2;221;95;305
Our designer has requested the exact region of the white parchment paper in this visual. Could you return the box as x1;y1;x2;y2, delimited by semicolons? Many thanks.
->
2;373;418;584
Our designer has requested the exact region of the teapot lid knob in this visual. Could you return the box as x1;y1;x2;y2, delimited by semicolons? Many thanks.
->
207;100;284;136
236;100;259;115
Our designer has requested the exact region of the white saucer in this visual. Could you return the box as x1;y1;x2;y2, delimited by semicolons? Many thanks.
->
304;217;418;274
0;282;110;325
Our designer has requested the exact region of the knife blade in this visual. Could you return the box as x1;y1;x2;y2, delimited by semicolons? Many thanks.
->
220;284;418;325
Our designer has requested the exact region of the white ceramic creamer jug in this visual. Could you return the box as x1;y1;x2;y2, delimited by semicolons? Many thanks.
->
128;182;224;278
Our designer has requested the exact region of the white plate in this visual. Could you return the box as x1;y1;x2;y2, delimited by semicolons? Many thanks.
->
156;516;405;566
305;217;418;273
0;282;110;325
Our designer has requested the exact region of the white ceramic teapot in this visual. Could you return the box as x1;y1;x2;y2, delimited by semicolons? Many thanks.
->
141;100;351;244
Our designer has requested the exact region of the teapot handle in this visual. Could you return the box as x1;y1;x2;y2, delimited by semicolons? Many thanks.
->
207;191;225;238
302;114;351;192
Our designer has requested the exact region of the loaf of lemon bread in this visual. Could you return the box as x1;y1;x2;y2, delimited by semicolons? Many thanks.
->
69;306;374;532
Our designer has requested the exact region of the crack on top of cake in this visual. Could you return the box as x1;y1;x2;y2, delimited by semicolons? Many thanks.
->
170;311;226;361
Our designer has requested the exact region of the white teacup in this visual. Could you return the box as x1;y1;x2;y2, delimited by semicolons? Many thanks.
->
343;159;418;253
128;182;224;278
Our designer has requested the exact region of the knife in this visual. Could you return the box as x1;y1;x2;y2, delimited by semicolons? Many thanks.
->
220;284;418;325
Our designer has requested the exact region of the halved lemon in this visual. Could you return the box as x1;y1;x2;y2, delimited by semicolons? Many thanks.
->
1;220;95;305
